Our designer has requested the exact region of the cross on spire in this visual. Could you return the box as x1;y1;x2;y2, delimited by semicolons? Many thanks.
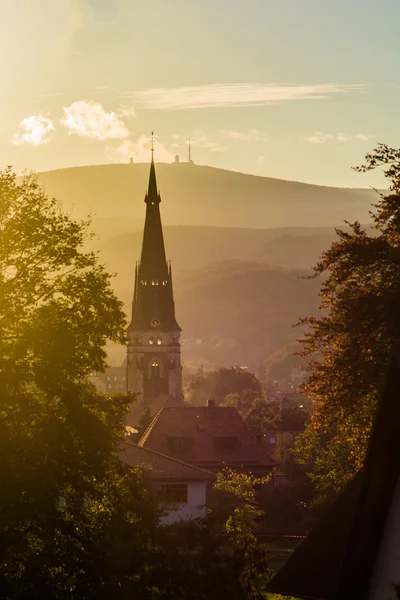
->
151;131;155;160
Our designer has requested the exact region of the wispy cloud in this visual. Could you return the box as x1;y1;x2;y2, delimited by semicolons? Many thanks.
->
107;134;175;163
305;131;373;144
61;100;129;140
122;83;365;110
13;115;55;146
222;128;268;141
186;131;227;153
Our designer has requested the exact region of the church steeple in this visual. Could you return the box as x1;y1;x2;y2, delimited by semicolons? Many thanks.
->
140;152;168;280
127;142;183;411
129;147;180;333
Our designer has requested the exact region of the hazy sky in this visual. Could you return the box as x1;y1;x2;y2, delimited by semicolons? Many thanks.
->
2;0;400;186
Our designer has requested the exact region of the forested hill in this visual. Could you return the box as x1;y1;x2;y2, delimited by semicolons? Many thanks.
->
34;162;379;231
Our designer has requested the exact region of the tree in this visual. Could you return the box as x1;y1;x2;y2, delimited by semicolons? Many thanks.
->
185;366;263;405
0;169;160;598
295;144;400;499
212;469;271;600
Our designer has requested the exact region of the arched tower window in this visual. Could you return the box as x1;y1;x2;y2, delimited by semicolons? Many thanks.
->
149;337;154;345
151;359;160;379
157;337;162;346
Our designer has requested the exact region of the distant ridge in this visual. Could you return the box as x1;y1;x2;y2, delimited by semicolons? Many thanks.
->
33;162;380;230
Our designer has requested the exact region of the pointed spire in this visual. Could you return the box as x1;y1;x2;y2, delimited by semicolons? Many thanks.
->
146;131;159;204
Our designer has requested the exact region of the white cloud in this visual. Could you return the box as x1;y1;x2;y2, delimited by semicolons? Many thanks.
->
171;134;180;140
257;156;266;166
108;134;175;163
61;100;129;140
186;131;227;153
13;115;55;146
122;83;365;110
222;128;268;141
355;133;373;141
305;131;373;144
117;104;136;120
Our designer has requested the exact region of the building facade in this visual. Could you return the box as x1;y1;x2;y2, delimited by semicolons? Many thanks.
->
119;442;213;524
126;156;183;411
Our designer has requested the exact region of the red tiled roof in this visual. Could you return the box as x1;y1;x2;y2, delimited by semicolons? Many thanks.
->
138;405;275;470
118;440;215;481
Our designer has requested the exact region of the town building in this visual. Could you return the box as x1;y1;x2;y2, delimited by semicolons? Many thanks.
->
138;399;276;477
118;440;214;524
126;152;183;415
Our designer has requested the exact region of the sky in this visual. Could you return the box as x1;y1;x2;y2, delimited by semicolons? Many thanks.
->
1;0;400;187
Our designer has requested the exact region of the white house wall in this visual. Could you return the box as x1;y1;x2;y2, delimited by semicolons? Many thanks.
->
160;481;207;525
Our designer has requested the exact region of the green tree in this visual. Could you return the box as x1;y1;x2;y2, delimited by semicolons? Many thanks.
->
186;366;263;405
213;469;271;599
295;144;400;499
0;169;159;598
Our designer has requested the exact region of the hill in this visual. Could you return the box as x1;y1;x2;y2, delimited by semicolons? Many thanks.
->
94;224;340;277
34;162;380;232
105;257;322;371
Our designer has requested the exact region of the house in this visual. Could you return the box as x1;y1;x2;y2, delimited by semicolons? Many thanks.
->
268;352;400;600
89;366;126;395
138;400;276;477
118;441;214;525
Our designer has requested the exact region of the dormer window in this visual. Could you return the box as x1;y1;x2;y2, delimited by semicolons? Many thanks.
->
168;436;193;453
213;436;237;453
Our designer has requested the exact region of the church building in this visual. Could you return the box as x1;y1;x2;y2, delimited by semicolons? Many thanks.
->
126;153;183;412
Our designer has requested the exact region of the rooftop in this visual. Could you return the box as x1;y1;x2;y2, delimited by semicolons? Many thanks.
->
118;440;215;481
138;404;275;470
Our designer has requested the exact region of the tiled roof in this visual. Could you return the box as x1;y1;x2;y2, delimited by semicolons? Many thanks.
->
128;394;180;425
118;440;215;481
138;405;275;470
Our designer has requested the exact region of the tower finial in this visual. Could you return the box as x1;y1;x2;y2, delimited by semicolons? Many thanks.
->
151;131;155;161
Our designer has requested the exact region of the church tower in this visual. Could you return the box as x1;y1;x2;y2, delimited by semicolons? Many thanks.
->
126;151;183;409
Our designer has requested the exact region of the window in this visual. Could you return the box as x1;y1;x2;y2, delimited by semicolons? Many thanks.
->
149;337;154;345
141;280;147;286
157;484;188;505
151;359;160;379
168;437;193;453
213;436;236;453
157;337;162;345
162;280;168;286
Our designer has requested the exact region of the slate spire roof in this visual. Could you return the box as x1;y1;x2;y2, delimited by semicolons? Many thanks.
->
129;156;180;332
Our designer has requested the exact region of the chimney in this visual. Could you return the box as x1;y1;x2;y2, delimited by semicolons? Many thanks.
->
207;398;216;416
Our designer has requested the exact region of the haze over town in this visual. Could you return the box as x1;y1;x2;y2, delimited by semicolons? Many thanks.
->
2;1;400;599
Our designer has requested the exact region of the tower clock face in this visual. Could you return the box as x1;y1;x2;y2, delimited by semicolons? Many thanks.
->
150;317;161;328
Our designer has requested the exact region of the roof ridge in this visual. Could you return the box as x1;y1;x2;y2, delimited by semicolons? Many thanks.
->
137;403;165;445
122;439;215;477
